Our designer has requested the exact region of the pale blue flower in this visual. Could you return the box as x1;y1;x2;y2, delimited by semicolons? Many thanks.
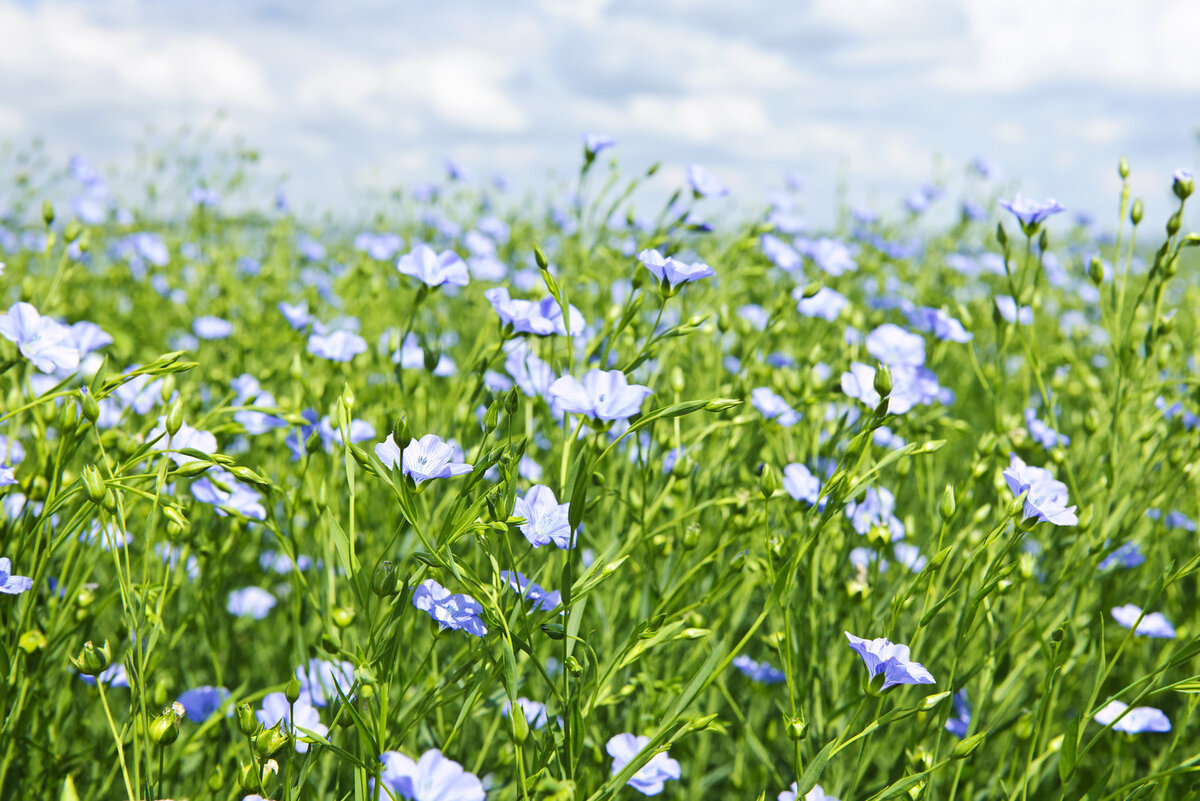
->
779;782;839;801
607;733;682;796
0;302;80;373
79;663;129;687
762;234;802;271
295;658;355;707
503;697;550;730
751;387;800;427
226;587;276;619
513;485;572;548
1004;455;1077;526
996;296;1033;326
397;244;469;287
1093;700;1170;733
308;329;367;362
192;468;266;520
257;692;328;752
1099;541;1144;570
397;434;473;485
548;369;652;422
845;631;935;690
794;287;847;321
485;287;584;336
637;249;715;289
147;418;218;466
279;301;314;330
945;689;970;738
846;486;905;540
193;316;233;340
499;570;562;612
865;324;925;367
907;307;971;343
0;557;33;595
999;194;1065;229
686;163;728;198
732;655;785;684
176;686;231;721
796;237;857;276
783;463;821;506
1025;409;1070;449
584;133;615;157
1111;604;1175;638
377;749;485;801
412;579;487;636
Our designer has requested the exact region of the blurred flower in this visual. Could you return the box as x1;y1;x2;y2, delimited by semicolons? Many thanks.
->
794;287;848;321
907;307;971;343
257;692;328;752
279;301;314;330
783;463;822;506
377;749;484;801
686;164;728;198
866;324;925;367
845;486;905;540
226;587;276;619
499;570;562;612
845;632;935;691
176;686;230;721
779;783;839;801
78;663;128;687
308;329;367;362
999;194;1065;229
0;557;33;595
0;465;14;487
397;244;469;287
1099;541;1144;571
412;579;487;636
796;237;857;276
548;369;652;422
147;418;218;466
0;302;81;374
1093;700;1170;733
584;133;615;157
751;387;800;427
485;287;584;336
80;521;131;550
996;296;1033;326
296;658;355;707
1111;604;1176;638
354;232;404;261
513;485;572;548
192;468;266;520
637;249;715;289
732;655;785;684
762;234;802;271
606;733;682;796
945;689;971;739
1025;409;1070;449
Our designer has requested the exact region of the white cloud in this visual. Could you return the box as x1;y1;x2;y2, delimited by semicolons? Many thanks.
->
617;93;772;143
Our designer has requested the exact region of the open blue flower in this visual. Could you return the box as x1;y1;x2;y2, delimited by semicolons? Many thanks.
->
485;287;584;336
257;692;328;752
548;369;652;422
1004;454;1077;526
308;329;367;362
176;686;231;721
226;587;276;619
999;194;1065;230
499;570;562;612
845;631;935;691
637;248;715;290
397;244;469;287
732;655;785;684
0;302;81;374
513;485;572;548
0;557;33;595
503;697;550;730
412;579;487;636
686;163;728;198
584;133;615;157
1093;700;1171;734
783;463;822;506
607;733;682;796
779;783;839;801
295;658;355;706
1111;604;1176;638
945;689;971;738
378;749;485;801
751;387;800;427
389;434;473;485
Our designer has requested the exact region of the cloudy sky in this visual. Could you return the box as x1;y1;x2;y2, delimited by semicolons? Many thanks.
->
1;0;1197;224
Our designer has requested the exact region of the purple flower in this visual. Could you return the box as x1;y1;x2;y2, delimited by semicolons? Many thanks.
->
192;468;266;520
548;369;653;422
397;244;469;287
0;557;33;595
79;663;129;688
378;749;485;801
865;324;925;367
907;307;972;343
395;434;473;485
193;316;233;340
794;287;848;321
0;302;81;374
257;692;328;752
732;655;785;684
1111;604;1176;638
499;570;562;612
308;329;368;362
845;632;935;691
1025;409;1070;449
751;387;800;427
1099;541;1145;571
279;301;314;330
783;463;821;506
1003;455;1077;526
584;133;615;157
686;163;729;198
295;658;355;707
226;587;276;619
996;296;1033;326
606;733;682;796
485;287;585;336
513;485;572;548
412;579;487;636
1093;700;1171;734
637;249;715;290
945;689;971;739
176;686;230;721
999;194;1065;230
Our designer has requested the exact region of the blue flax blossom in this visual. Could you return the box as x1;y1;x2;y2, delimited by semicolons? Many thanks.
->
548;369;652;422
383;434;472;486
397;244;469;287
606;733;682;796
841;361;946;415
865;323;925;367
907;306;972;343
945;689;971;738
1145;508;1197;531
79;663;129;688
513;485;572;548
796;237;857;276
485;287;584;336
1025;408;1070;449
762;234;802;271
500;570;562;612
257;692;328;752
1093;700;1171;734
845;632;935;691
0;557;33;595
278;300;314;330
377;749;485;801
1111;604;1176;638
0;465;14;487
503;697;550;730
686;163;728;197
1003;454;1077;526
846;486;905;540
192;315;233;340
751;387;800;427
308;328;368;362
1099;541;1144;570
296;658;355;706
637;248;715;290
0;302;80;373
226;587;276;619
176;686;231;721
732;655;785;684
999;193;1065;231
783;463;822;507
996;296;1033;326
794;286;848;321
192;468;266;520
413;579;487;636
584;133;615;157
779;783;839;801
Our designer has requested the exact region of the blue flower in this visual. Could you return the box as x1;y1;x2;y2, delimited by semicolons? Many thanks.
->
584;133;615;157
485;287;585;336
686;164;728;198
783;463;822;506
845;631;935;691
412;579;487;636
794;287;848;321
0;302;81;374
1111;604;1176;638
257;692;328;752
192;468;266;520
732;655;785;684
295;658;355;706
606;733;682;796
389;434;472;485
0;557;33;595
779;782;839;801
377;749;485;801
397;244;469;287
192;315;233;340
1093;700;1171;734
1003;455;1077;526
513;485;572;548
907;307;971;343
996;296;1033;326
637;249;715;290
226;587;276;619
308;329;367;362
865;323;925;367
176;686;230;721
548;369;653;422
845;486;905;540
79;663;129;688
945;689;971;739
1099;541;1144;570
80;521;132;550
499;570;562;612
146;418;218;467
503;697;550;730
762;234;802;271
751;387;800;427
999;194;1065;230
796;237;857;276
0;465;14;487
1024;409;1070;449
354;231;404;261
279;301;314;330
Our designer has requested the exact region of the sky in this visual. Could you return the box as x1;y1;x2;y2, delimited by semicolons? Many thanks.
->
0;0;1197;225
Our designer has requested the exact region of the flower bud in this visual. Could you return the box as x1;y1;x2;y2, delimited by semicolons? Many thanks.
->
1088;256;1104;286
1118;157;1130;179
703;398;741;412
1167;211;1182;237
482;401;499;434
82;391;100;423
255;722;290;758
534;245;550;271
237;761;260;793
995;223;1008;248
565;655;583;677
321;632;340;654
758;464;778;499
150;709;180;746
207;765;224;793
165;399;184;437
873;363;892;398
59;398;79;435
509;699;529;743
1173;168;1194;200
682;522;700;549
285;675;301;705
952;732;986;759
332;606;356;628
541;623;566;640
236;702;260;736
41;199;55;227
372;561;399;598
71;640;111;676
1130;198;1144;226
785;714;808;741
82;465;106;505
939;484;956;520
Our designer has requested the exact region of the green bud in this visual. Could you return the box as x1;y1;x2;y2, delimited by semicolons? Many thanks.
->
689;713;720;732
82;465;106;505
70;640;111;676
150;708;180;746
237;761;260;793
332;606;356;628
285;675;301;705
63;219;82;243
174;460;211;478
19;628;46;653
541;622;566;640
504;388;519;416
236;702;260;736
873;363;892;398
165;399;184;437
59;396;79;434
785;714;808;741
207;765;224;793
321;632;340;654
730;550;748;572
534;245;550;271
1130;198;1144;226
758;464;778;499
1038;228;1049;252
1167;211;1182;237
372;561;399;597
160;374;176;404
1084;408;1100;434
1118;157;1130;179
482;401;499;434
1088;256;1104;286
681;522;700;549
939;484;956;520
996;223;1008;248
41;199;55;227
1174;171;1194;200
799;281;821;300
82;391;100;423
670;366;685;394
920;690;951;711
341;382;356;410
952;732;986;759
565;655;583;677
255;722;290;758
509;698;530;743
703;398;741;412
